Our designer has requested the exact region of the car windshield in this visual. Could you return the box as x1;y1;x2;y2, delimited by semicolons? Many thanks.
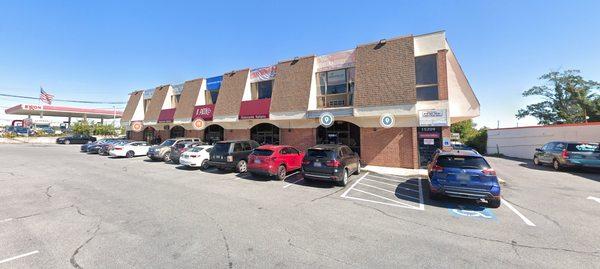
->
567;143;598;152
436;155;491;169
213;143;231;153
252;149;274;156
306;149;334;159
161;139;176;146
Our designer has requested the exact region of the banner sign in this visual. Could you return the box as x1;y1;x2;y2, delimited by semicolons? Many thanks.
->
206;76;223;91
315;49;356;72
418;109;449;127
192;104;215;121
249;65;277;83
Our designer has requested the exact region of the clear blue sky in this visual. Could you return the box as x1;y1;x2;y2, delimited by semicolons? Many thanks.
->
1;0;599;127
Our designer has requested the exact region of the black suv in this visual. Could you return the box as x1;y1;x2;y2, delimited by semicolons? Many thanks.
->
207;140;260;173
301;144;361;186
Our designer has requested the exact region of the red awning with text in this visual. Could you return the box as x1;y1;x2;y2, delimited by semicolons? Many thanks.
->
239;99;271;119
192;104;215;121
157;108;175;123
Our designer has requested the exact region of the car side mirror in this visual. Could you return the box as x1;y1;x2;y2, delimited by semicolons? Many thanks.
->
535;148;542;152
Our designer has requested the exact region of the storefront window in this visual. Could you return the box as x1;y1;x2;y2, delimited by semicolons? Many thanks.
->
316;67;355;108
251;80;273;100
415;54;439;101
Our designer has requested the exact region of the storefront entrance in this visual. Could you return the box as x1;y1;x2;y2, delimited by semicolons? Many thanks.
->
204;124;224;144
143;127;156;144
170;125;185;138
417;127;443;167
251;123;280;145
316;121;360;154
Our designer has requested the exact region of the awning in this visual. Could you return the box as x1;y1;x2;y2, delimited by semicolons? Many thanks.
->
157;108;176;123
239;99;271;119
5;104;122;119
192;104;215;121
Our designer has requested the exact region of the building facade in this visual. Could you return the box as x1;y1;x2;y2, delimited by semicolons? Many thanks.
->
121;31;480;168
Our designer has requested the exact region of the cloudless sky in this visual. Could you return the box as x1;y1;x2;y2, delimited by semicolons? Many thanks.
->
1;0;599;127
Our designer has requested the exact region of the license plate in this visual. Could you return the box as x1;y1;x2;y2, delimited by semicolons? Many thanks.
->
457;173;470;181
255;159;261;164
314;162;321;167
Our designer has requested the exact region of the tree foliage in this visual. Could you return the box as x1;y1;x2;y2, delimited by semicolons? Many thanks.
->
450;119;488;154
70;121;119;136
516;70;600;125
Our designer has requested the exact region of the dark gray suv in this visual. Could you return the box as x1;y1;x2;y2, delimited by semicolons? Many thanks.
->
301;144;361;186
207;140;260;173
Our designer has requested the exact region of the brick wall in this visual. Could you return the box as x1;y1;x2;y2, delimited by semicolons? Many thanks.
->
270;56;315;113
354;36;416;107
437;49;448;100
156;130;169;141
280;128;316;152
360;127;415;168
441;126;452;151
129;131;144;141
224;129;250;141
184;129;204;139
213;69;250;118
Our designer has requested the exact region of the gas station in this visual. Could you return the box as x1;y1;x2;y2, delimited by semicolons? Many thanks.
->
4;104;123;128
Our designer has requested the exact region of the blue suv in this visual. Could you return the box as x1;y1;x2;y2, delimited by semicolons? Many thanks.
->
427;150;501;208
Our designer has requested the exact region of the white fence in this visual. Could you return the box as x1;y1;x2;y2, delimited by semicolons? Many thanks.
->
486;123;600;159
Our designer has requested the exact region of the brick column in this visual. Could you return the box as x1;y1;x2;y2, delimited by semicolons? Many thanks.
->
441;126;452;151
281;128;315;152
185;129;204;139
412;127;419;169
224;129;250;140
437;49;448;100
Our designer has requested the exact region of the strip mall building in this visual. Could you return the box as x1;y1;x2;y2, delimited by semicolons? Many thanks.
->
121;31;479;168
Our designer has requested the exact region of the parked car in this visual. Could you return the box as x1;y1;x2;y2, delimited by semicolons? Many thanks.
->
147;138;202;162
87;139;118;154
101;140;131;155
180;145;213;169
207;140;260;173
169;141;202;164
301;144;361;186
248;145;305;180
56;134;96;144
109;141;151;158
533;141;600;171
39;127;56;135
427;150;501;208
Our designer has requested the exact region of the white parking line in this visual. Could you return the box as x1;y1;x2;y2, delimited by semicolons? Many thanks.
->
501;198;536;227
357;182;419;201
282;172;302;188
587;196;600;204
340;172;369;197
362;178;419;193
0;218;14;223
0;250;39;264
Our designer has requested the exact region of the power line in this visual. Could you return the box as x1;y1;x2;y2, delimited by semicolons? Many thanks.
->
0;92;126;104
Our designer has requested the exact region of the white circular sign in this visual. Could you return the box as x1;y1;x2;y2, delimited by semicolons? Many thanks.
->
379;114;395;128
192;118;206;130
131;121;143;132
319;112;334;128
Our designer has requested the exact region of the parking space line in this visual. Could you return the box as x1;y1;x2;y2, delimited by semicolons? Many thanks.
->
281;172;302;188
0;218;14;223
417;179;424;210
351;188;415;207
340;172;369;198
587;196;600;204
362;178;419;193
0;250;39;265
366;174;407;183
343;195;421;210
357;182;420;201
501;198;536;227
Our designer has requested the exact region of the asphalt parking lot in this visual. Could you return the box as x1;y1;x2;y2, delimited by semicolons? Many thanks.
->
1;144;599;268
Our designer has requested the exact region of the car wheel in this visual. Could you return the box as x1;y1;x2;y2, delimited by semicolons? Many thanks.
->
337;169;349;187
163;152;171;162
429;189;442;200
553;159;562;171
64;140;70;145
200;160;210;170
533;156;540;165
276;165;286;181
487;198;501;208
236;160;248;173
126;151;134;158
354;163;361;175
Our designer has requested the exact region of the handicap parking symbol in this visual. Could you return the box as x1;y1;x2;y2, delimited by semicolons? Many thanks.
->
448;204;496;220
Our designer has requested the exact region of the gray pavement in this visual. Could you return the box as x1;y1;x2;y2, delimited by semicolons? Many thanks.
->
0;144;599;268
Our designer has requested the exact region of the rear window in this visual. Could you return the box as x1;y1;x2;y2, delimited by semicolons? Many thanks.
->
567;143;598;152
306;149;334;159
252;149;274;156
161;139;176;146
436;155;491;169
213;143;231;153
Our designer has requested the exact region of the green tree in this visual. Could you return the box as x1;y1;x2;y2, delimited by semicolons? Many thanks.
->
450;119;487;154
516;70;600;124
70;121;93;135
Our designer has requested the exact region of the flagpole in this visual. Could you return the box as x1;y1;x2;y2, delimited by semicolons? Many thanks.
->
40;86;44;119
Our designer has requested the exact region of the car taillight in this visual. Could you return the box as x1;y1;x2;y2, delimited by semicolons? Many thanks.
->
302;160;310;165
325;159;341;167
227;156;233;162
482;168;496;176
180;148;187;153
561;149;569;159
431;165;444;172
114;147;122;150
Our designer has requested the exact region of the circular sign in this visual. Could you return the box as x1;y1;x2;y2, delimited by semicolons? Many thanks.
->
319;112;334;128
131;121;143;132
192;118;206;130
379;114;395;128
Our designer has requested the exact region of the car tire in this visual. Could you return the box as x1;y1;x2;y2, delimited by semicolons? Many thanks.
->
533;156;540;166
200;160;210;170
487;198;501;208
354;163;361;175
553;159;562;171
236;160;248;173
64;140;70;145
276;165;286;181
337;169;349;187
126;151;134;158
163;152;171;162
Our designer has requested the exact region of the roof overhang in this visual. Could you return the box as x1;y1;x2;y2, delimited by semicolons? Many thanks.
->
5;104;123;119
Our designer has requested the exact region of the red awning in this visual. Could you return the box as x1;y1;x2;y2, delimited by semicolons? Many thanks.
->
157;108;176;123
192;104;214;121
239;99;270;119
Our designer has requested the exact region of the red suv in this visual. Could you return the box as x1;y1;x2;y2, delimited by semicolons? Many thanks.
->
248;145;305;180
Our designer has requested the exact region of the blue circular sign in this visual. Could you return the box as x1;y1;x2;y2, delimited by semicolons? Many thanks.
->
319;112;334;128
380;114;395;128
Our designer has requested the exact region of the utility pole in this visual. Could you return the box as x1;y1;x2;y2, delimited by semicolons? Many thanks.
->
497;120;500;129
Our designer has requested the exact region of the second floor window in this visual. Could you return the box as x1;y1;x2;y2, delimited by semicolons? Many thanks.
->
316;68;355;108
171;94;181;108
251;80;273;100
415;54;439;101
143;99;150;112
205;89;219;104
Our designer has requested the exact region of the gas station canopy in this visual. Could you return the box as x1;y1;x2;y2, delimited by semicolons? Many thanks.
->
5;104;123;119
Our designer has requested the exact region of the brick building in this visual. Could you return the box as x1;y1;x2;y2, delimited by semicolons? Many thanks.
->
121;31;479;168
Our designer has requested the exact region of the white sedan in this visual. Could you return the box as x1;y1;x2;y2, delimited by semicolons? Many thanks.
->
180;145;213;169
109;142;151;158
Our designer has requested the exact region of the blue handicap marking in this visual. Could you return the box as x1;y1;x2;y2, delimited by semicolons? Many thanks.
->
447;203;496;220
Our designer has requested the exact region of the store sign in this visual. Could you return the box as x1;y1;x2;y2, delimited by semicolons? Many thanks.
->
418;109;448;127
192;104;215;121
315;49;356;72
192;118;206;130
239;99;271;120
206;76;223;91
23;105;42;110
131;121;143;132
249;65;277;83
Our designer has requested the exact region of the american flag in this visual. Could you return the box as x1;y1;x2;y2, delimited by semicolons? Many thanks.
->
39;88;54;105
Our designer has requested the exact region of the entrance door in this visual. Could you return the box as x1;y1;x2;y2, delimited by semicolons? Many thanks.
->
251;123;280;145
204;125;224;145
170;126;185;138
316;121;360;154
417;127;442;167
143;127;155;144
